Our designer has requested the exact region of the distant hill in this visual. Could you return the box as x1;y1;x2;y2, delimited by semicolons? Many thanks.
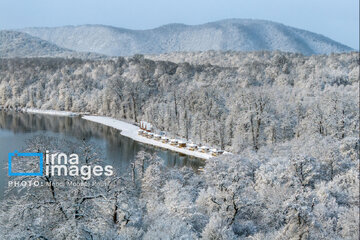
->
19;19;353;56
0;30;103;58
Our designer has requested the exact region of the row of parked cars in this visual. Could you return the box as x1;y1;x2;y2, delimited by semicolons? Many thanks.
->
137;129;224;156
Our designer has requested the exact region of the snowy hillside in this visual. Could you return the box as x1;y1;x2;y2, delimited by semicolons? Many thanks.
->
0;30;104;58
19;19;353;56
0;30;74;58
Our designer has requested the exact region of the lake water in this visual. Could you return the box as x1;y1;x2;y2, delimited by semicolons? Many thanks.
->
0;111;204;199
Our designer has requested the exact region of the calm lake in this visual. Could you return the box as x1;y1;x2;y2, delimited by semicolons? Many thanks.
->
0;111;204;199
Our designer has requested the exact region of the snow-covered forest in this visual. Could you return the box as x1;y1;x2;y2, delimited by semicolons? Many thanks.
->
0;51;359;239
0;52;358;151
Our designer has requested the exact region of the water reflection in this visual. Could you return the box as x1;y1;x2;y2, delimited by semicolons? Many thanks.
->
0;111;204;198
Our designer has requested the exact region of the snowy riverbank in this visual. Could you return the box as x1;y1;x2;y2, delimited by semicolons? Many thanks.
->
19;108;212;160
83;115;212;160
24;108;80;117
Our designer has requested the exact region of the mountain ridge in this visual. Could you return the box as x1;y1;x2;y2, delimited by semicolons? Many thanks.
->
9;19;355;56
0;30;105;59
0;30;74;58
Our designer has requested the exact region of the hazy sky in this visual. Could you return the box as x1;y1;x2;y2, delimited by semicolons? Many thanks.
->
0;0;358;49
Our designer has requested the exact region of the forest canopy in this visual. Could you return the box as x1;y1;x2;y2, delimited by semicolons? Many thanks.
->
0;51;358;152
0;51;358;239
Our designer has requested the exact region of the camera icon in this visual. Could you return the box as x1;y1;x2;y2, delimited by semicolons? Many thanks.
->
8;150;44;176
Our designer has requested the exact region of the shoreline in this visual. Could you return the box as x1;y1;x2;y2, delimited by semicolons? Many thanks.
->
24;108;80;117
83;116;212;160
18;108;212;160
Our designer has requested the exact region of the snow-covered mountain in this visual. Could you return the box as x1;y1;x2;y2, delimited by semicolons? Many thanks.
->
19;19;352;56
0;30;104;58
0;30;74;58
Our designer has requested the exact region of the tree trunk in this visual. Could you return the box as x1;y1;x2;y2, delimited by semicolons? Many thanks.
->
131;94;137;122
